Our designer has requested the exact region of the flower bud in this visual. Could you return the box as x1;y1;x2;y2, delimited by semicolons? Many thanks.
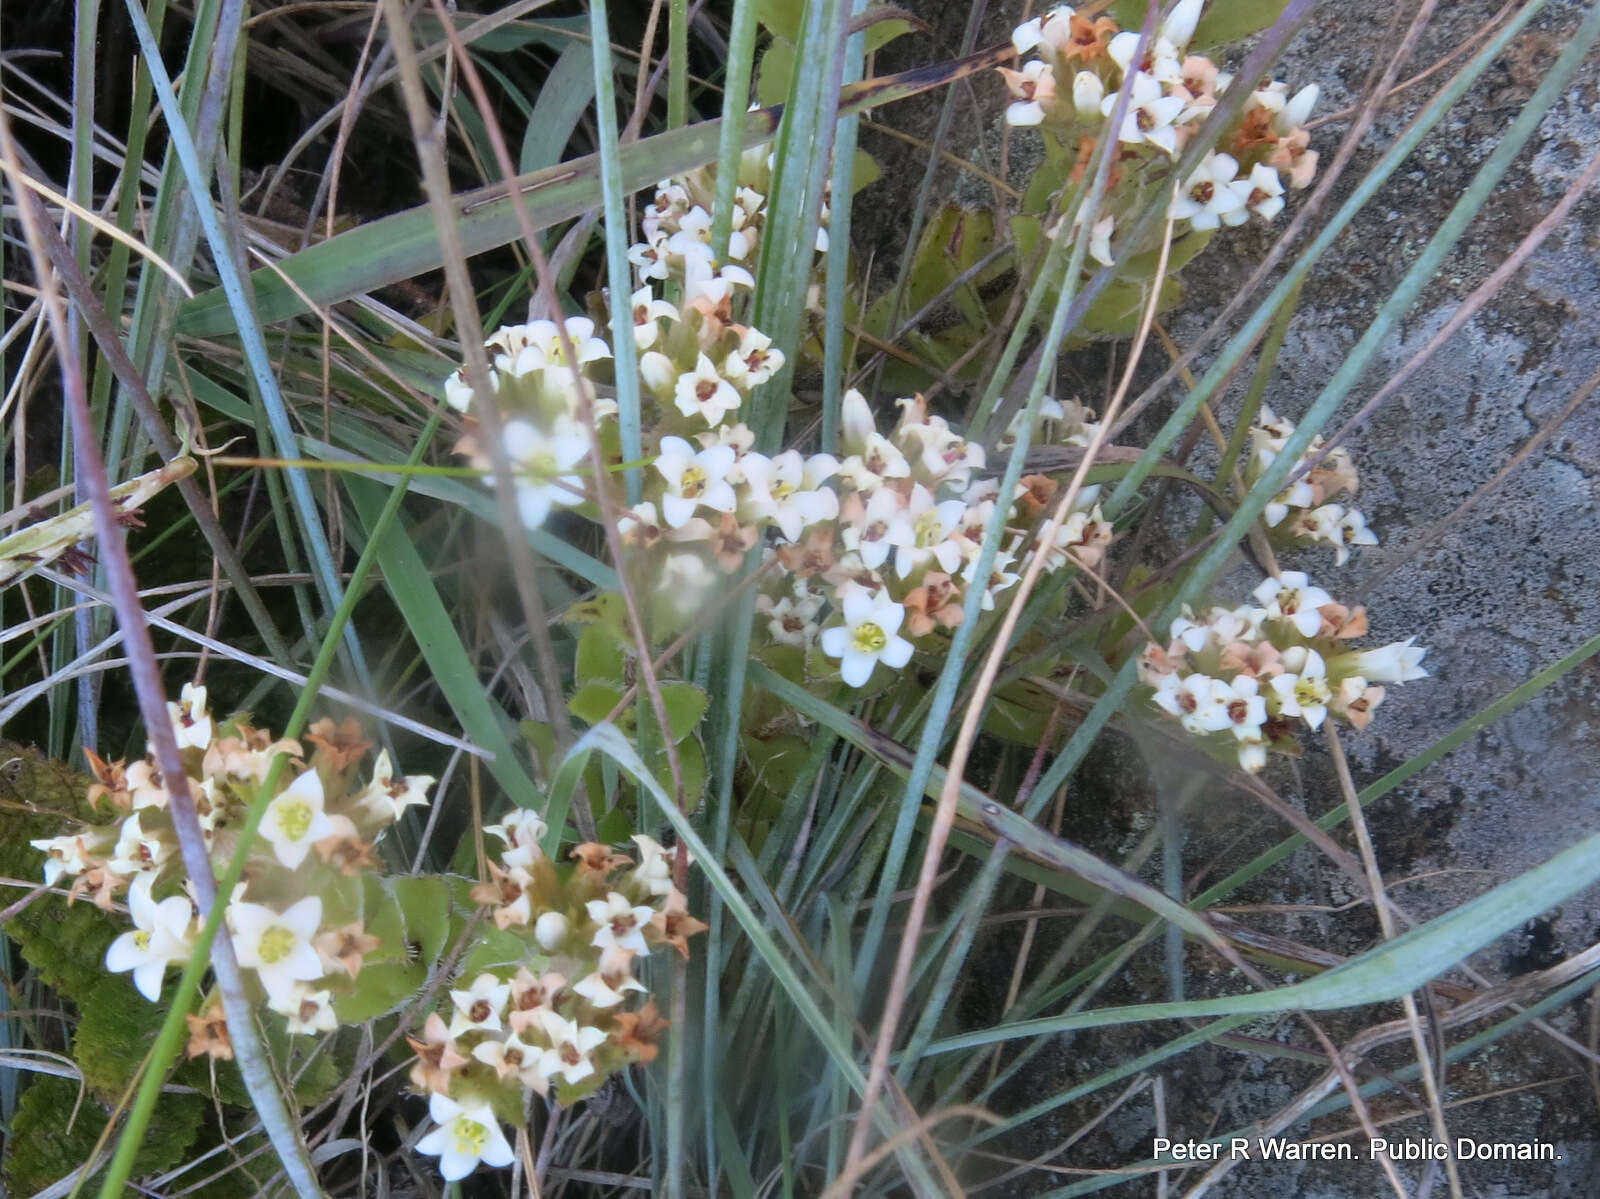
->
1072;70;1105;118
534;910;569;951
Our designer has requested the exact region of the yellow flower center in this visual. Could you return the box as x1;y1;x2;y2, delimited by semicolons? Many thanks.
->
276;798;313;841
852;622;887;653
134;930;151;951
1294;678;1326;708
914;511;945;548
680;465;708;499
771;480;795;500
258;926;297;965
453;1117;490;1157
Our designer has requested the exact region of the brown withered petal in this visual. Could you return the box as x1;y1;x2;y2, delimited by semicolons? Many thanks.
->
186;1003;234;1061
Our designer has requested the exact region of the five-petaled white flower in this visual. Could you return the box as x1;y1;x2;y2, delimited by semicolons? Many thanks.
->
1243;162;1286;221
820;588;915;688
1000;60;1056;127
631;835;679;898
1102;72;1186;156
1152;673;1233;735
168;682;213;751
573;948;649;1009
356;749;435;824
106;874;195;1002
894;486;968;578
283;985;339;1033
674;353;743;425
472;1031;543;1082
500;418;590;531
535;1009;610;1086
742;450;839;541
723;328;785;389
1270;646;1333;729
629;286;678;350
416;1093;515;1181
586;891;655;954
1170;153;1247;231
448;972;512;1037
261;768;337;870
230;896;325;1007
654;436;738;528
1253;571;1333;639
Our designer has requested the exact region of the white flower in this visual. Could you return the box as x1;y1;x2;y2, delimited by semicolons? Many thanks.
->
30;833;94;886
1107;34;1183;86
106;811;172;876
1335;507;1379;562
416;1093;514;1181
1270;646;1333;729
448;972;512;1037
1243;162;1286;221
1340;638;1429;684
629;286;678;350
654;436;738;528
893;486;967;578
723;327;785;389
1264;478;1317;527
629;236;671;282
500;418;590;530
1252;571;1333;639
655;552;718;617
1003;60;1055;126
631;835;678;898
472;1031;542;1082
1103;71;1187;155
490;317;612;373
681;255;755;310
742;450;839;541
1170;153;1246;231
761;593;820;646
586;891;655;954
845;487;913;571
168;682;212;751
484;808;547;870
534;910;569;951
106;874;194;1001
261;769;337;870
1152;673;1233;734
573;949;648;1009
820;587;915;687
356;749;435;824
230;897;324;1007
283;985;338;1033
534;1010;609;1086
1220;675;1268;740
838;389;911;491
674;353;743;425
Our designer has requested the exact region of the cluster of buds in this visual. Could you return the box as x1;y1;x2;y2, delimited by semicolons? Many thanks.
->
29;687;428;1043
1000;0;1319;260
410;814;702;1181
1248;405;1376;564
1138;573;1428;771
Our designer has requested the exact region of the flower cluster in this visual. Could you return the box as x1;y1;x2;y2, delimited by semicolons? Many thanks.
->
1001;0;1319;261
441;154;1120;691
30;687;427;1043
1138;574;1427;771
410;815;702;1181
1248;405;1376;564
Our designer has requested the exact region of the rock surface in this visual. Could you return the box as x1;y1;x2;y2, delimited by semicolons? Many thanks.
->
866;2;1600;1194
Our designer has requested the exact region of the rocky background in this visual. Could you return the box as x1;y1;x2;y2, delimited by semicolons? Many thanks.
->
865;2;1600;1194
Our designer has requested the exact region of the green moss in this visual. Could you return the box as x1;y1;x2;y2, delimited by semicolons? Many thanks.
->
1;1074;203;1194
